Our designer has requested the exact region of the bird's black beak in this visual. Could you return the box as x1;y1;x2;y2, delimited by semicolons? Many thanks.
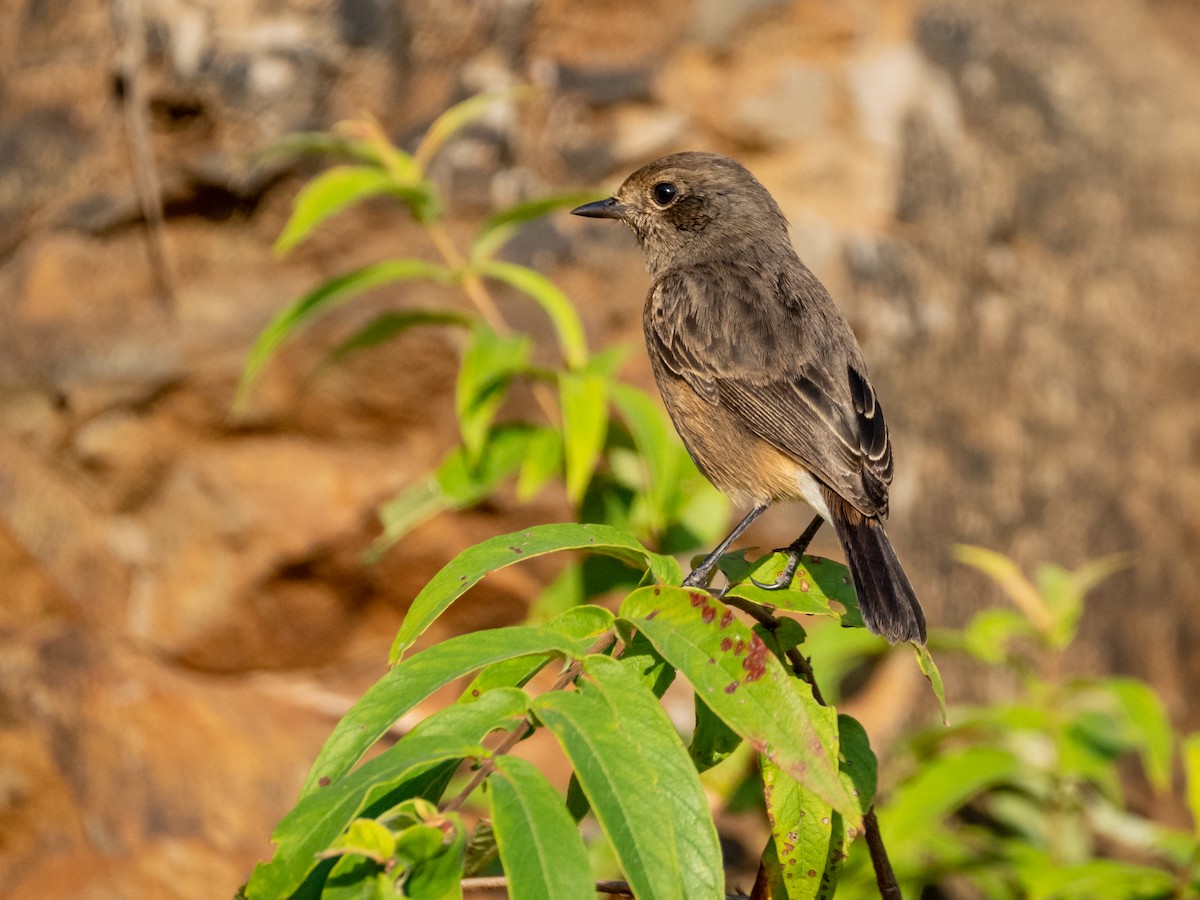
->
570;197;625;220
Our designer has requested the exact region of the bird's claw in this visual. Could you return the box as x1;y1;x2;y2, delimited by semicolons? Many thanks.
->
748;551;801;592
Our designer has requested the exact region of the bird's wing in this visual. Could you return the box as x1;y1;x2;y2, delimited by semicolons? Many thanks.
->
647;264;893;517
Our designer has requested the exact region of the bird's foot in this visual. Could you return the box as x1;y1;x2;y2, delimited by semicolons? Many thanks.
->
749;550;802;591
746;515;824;592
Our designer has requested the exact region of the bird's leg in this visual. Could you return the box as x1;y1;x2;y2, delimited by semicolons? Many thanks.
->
749;515;824;591
682;502;771;589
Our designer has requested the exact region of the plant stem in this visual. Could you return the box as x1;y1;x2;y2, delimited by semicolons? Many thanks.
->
424;219;562;426
461;876;750;898
440;632;616;815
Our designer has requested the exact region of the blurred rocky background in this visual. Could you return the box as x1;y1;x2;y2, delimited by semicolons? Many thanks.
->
2;0;1198;895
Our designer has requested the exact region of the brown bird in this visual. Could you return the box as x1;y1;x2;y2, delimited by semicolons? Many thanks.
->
572;152;926;644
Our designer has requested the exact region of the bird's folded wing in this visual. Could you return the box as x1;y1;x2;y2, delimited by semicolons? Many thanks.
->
648;277;893;517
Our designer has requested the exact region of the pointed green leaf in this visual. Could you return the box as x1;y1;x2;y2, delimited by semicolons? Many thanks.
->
323;818;397;864
323;854;401;899
1106;677;1173;792
275;166;434;254
879;747;1020;857
304;627;593;796
459;606;616;702
329;309;472;362
238;259;451;409
559;369;609;503
585;655;723;895
414;88;536;171
434;425;535;505
489;757;594;900
259;130;385;167
611;383;682;535
479;259;588;368
620;586;859;824
471;191;601;261
516;427;563;501
1185;733;1200;838
836;715;877;813
455;325;531;464
370;426;538;557
245;736;483;899
762;758;843;899
914;643;949;725
390;523;681;661
690;696;741;773
532;655;723;899
402;813;465;900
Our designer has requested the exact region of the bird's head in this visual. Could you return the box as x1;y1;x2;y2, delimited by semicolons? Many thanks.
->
571;151;789;276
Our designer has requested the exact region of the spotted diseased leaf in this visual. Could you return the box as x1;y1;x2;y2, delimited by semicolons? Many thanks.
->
620;586;859;824
763;758;843;900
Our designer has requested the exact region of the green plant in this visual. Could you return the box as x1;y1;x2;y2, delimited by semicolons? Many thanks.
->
237;91;729;577
242;522;944;898
832;549;1200;899
238;95;945;899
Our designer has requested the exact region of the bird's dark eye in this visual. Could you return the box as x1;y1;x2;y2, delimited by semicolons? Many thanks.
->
652;182;678;206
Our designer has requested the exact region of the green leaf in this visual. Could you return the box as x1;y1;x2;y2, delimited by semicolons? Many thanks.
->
516;427;563;501
559;369;609;503
390;523;681;661
962;607;1035;663
954;545;1053;633
238;259;451;410
275;166;433;254
413;88;535;171
489;757;594;900
879;747;1020;857
323;853;400;900
610;383;682;535
245;736;483;899
459;605;616;703
720;551;858;622
762;758;843;899
1025;859;1175;900
586;655;723;895
323;818;397;864
1186;733;1200;838
1106;678;1173;792
258;130;385;167
620;585;859;823
478;259;589;368
471;191;601;262
370;426;537;557
690;696;742;773
435;425;534;504
533;655;724;899
914;642;949;725
304;627;593;796
402;813;466;900
329;309;472;362
456;324;532;465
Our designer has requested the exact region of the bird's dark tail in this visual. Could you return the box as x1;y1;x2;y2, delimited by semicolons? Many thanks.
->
830;513;926;644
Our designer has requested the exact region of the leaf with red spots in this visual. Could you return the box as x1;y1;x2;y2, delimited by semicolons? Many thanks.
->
619;586;859;823
762;757;844;900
